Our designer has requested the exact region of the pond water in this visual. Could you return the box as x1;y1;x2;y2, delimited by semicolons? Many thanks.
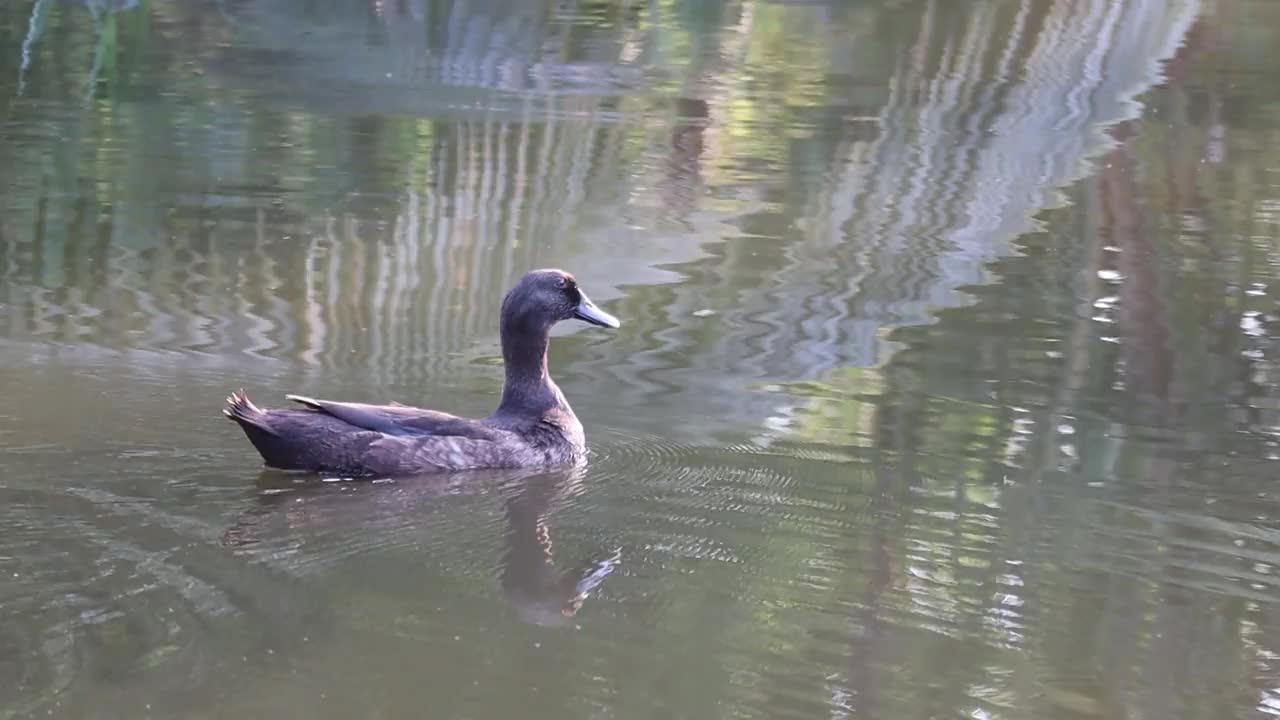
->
3;0;1280;718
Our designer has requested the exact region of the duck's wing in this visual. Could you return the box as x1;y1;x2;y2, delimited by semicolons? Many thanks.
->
284;395;500;440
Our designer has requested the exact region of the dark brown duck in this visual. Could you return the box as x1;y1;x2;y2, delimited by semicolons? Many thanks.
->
223;269;620;477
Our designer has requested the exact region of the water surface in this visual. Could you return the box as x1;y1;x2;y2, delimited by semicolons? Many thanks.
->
3;0;1280;718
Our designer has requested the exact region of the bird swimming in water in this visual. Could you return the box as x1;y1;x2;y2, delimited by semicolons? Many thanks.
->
223;269;619;477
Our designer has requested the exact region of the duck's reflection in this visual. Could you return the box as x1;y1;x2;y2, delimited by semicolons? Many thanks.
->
220;466;620;626
500;471;621;627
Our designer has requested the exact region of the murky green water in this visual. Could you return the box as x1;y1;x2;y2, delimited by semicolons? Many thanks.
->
3;0;1280;717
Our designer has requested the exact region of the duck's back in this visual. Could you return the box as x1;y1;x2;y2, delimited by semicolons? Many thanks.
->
224;391;585;476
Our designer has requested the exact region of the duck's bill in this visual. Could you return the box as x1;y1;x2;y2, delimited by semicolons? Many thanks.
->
573;292;620;329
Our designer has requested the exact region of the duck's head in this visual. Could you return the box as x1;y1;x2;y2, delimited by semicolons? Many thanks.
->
501;269;620;334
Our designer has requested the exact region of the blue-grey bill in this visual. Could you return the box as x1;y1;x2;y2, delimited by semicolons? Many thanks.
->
573;292;620;329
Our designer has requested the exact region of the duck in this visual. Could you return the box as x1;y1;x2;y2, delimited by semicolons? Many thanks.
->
223;269;620;477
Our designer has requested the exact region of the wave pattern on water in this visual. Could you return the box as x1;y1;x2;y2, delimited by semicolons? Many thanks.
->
0;0;1201;410
8;0;1280;719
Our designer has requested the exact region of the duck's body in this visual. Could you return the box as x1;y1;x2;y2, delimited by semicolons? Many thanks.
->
223;391;586;476
223;269;619;477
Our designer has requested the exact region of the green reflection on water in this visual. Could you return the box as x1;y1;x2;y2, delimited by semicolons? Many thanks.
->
2;0;1280;718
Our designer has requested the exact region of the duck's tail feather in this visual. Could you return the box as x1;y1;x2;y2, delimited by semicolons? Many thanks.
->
225;389;350;471
225;389;309;469
222;389;277;435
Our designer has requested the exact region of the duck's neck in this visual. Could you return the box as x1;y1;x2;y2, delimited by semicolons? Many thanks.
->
495;321;565;417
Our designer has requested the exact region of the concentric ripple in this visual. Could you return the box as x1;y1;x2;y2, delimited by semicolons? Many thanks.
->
0;480;324;718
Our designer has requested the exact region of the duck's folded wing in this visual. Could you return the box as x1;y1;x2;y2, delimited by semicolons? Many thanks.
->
284;395;499;440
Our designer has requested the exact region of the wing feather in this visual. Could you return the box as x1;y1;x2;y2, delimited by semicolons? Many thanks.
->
283;395;499;440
